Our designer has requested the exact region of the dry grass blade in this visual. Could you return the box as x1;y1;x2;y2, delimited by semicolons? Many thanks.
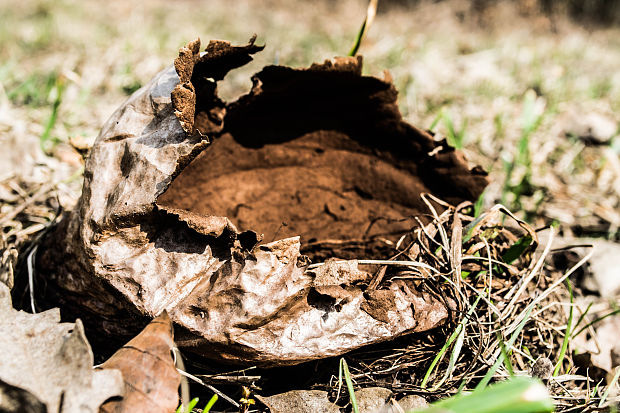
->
450;206;464;290
176;370;240;409
172;346;190;413
0;176;66;306
500;227;554;320
0;182;55;227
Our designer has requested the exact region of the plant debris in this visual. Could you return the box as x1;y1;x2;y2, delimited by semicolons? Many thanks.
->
0;282;123;413
99;311;181;413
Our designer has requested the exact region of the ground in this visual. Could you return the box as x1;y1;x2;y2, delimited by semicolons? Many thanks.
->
0;0;619;411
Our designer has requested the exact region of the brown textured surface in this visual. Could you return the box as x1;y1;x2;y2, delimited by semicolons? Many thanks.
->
158;57;488;244
157;131;430;243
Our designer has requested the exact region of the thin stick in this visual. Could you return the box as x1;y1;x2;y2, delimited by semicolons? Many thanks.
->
177;369;240;408
172;346;190;411
27;245;38;313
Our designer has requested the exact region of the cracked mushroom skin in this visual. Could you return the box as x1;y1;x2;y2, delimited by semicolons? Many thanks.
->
35;38;487;365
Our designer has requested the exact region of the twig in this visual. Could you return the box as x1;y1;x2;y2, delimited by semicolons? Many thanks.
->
176;369;240;408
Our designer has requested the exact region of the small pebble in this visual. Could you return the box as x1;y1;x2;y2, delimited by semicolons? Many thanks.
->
530;357;554;381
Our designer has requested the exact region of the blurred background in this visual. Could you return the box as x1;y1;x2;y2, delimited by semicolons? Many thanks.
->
0;0;619;239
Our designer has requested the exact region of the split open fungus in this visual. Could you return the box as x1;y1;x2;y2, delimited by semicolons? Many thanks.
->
37;37;488;366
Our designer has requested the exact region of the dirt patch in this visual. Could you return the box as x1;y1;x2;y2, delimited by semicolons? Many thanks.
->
158;131;429;244
158;55;488;248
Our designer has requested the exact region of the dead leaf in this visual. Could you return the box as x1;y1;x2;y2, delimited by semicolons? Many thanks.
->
0;283;123;413
98;311;180;413
36;37;488;366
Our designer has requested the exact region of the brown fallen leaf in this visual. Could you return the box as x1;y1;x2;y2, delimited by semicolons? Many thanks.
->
0;283;123;413
98;311;180;413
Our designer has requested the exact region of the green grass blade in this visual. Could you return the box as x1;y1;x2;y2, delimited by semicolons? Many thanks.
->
40;75;65;154
175;397;199;413
429;109;443;132
410;377;554;413
475;302;535;391
441;109;466;149
340;358;359;413
348;20;367;57
599;367;620;407
521;89;544;139
572;308;620;338
501;235;533;264
203;394;218;412
443;110;457;146
571;301;593;339
420;318;461;387
421;295;481;388
592;379;603;399
553;279;574;376
496;328;515;376
431;324;465;390
500;89;545;212
473;190;486;218
348;0;378;56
